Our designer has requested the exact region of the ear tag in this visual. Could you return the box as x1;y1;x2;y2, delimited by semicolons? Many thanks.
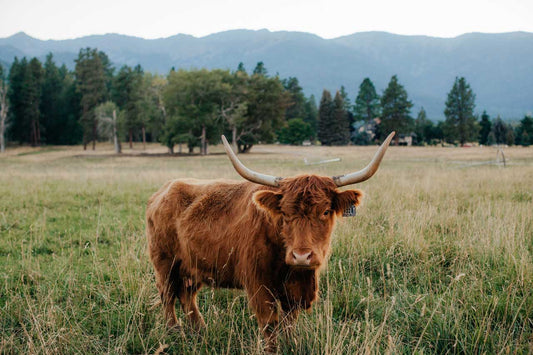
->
343;204;356;217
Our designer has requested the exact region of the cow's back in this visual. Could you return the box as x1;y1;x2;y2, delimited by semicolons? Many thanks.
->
146;178;260;286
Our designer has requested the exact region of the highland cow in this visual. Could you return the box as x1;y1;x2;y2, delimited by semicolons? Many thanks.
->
146;132;395;350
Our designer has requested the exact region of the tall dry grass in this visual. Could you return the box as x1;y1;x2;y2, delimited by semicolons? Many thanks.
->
0;143;531;354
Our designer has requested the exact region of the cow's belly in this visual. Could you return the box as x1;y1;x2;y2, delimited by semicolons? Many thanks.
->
176;226;242;289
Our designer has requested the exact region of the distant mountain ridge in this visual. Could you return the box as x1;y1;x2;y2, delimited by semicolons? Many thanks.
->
1;30;532;119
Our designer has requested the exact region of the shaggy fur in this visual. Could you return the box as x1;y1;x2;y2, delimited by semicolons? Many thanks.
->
146;175;362;350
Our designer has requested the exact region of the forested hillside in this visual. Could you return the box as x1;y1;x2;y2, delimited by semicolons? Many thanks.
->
1;30;532;119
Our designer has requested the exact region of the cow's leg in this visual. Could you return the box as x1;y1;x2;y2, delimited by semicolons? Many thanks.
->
178;281;206;330
153;257;182;328
247;285;279;353
279;304;301;345
281;306;300;328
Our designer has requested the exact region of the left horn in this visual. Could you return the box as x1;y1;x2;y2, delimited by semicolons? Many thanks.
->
221;135;282;187
332;132;395;187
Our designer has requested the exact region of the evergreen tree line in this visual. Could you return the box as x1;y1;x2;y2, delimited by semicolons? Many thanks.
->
1;50;532;154
318;75;533;147
0;50;319;153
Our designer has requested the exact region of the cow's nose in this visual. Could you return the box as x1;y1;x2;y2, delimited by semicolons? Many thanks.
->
291;249;313;265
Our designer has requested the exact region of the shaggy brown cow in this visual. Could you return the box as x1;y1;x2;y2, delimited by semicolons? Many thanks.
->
146;132;395;350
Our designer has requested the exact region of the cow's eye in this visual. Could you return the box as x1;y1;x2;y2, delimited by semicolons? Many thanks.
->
323;210;330;216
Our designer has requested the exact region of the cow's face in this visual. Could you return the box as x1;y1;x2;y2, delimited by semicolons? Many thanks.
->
253;175;362;269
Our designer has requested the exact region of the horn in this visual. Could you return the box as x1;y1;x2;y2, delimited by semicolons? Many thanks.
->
332;132;395;187
221;135;282;187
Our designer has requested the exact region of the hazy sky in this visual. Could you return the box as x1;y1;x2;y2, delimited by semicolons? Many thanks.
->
1;0;532;40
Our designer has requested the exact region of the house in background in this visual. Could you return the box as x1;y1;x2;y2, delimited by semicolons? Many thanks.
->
352;118;416;146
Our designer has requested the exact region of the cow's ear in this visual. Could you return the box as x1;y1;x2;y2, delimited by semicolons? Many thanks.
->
253;190;283;215
333;189;363;214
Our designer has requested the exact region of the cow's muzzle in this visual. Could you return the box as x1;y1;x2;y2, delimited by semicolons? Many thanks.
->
286;248;320;268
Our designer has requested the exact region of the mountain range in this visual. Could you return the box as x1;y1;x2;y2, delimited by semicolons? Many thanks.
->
1;30;532;120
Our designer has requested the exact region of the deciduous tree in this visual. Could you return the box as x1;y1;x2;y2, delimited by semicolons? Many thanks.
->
241;71;288;152
163;69;223;154
95;101;121;153
278;118;313;145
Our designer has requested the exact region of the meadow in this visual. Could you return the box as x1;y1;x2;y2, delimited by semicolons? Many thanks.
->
0;143;532;354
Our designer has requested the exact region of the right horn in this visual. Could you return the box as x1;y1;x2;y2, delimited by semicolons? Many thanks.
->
332;132;395;187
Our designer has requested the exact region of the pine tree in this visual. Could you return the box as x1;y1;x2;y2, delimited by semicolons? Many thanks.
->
7;57;24;143
55;65;83;144
7;57;44;145
330;91;351;145
354;78;380;123
253;62;267;76
505;127;515;146
478;111;492;145
27;58;44;146
492;117;507;145
380;75;413;144
317;90;334;145
339;85;355;137
516;115;533;146
236;62;246;73
0;64;8;152
443;77;479;146
40;53;64;144
75;48;107;150
414;107;433;145
303;95;318;140
283;77;306;120
112;64;144;148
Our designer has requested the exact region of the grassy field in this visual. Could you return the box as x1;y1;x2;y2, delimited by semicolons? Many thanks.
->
0;143;532;354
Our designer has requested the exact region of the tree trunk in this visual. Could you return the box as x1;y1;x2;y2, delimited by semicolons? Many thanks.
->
92;120;97;150
168;145;174;154
0;93;7;153
201;124;206;155
231;125;238;152
129;129;133;149
113;110;121;154
31;120;37;147
84;142;87;150
179;143;182;154
36;121;41;146
142;125;146;150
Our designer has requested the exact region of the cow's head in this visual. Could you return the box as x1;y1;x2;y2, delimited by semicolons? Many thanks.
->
222;132;395;270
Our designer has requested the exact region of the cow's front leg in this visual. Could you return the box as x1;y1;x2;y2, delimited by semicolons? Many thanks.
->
178;281;206;330
247;285;279;353
280;306;300;329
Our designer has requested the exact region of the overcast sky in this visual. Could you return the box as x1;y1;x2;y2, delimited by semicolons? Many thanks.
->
1;0;532;40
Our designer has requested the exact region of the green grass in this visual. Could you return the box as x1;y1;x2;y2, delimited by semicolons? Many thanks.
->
0;143;532;354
